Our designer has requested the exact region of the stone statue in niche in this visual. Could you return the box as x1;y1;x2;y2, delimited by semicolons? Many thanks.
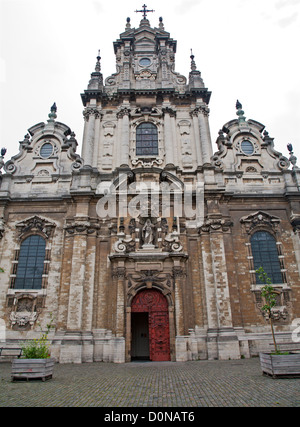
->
142;219;155;245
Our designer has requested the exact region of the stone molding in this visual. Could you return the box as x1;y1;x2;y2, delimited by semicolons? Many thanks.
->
83;107;103;121
16;216;56;240
64;219;100;235
240;211;280;234
199;217;233;233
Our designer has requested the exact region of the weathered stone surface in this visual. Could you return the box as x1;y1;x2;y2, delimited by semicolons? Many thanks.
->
0;16;299;364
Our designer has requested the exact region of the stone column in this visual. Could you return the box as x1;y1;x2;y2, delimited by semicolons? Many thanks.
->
114;266;126;337
198;106;213;165
171;113;179;166
92;111;102;168
95;239;109;329
191;110;203;165
200;217;240;360
66;229;87;331
82;107;98;166
163;107;175;166
119;108;130;167
82;229;98;331
173;264;186;337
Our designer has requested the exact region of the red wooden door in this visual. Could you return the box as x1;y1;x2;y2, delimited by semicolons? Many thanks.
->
131;289;170;362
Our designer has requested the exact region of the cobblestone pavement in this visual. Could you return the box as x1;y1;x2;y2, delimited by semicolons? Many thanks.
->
0;358;299;407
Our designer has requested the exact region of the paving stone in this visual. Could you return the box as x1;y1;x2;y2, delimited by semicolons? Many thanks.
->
0;358;299;407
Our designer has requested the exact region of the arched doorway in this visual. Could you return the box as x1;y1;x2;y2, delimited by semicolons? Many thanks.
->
131;289;171;362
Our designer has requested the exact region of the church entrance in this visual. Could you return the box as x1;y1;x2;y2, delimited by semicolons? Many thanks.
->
131;289;171;362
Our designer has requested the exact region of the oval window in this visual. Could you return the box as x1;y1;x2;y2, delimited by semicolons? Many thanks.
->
40;142;53;159
139;58;151;67
241;140;254;155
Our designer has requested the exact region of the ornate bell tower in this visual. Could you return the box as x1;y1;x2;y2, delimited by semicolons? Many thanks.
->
80;13;213;180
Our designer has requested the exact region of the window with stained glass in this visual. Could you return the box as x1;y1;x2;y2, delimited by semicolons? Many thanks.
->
14;235;46;289
251;231;282;284
136;123;158;156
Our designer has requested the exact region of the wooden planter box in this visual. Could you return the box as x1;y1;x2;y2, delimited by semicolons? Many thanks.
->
259;352;300;378
11;358;55;382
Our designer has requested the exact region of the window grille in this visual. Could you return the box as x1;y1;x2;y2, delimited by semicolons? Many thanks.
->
250;231;282;284
136;123;158;156
14;235;46;289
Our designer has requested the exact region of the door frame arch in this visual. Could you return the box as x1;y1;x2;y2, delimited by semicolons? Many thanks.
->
126;284;175;362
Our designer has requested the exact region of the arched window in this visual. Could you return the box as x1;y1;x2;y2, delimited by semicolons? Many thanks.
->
250;231;282;284
14;235;46;289
136;123;158;156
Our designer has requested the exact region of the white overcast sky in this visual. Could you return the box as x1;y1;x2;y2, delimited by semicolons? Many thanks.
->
0;0;300;164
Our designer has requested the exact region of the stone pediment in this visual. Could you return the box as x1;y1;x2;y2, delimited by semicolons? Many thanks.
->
4;105;83;179
16;215;56;239
240;211;281;234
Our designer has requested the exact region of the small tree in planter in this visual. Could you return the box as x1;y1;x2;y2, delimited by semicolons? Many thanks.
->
21;316;54;359
256;267;279;354
257;267;300;378
11;315;55;382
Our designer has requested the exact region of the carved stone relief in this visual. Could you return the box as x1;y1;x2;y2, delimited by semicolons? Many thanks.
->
178;120;193;168
7;294;44;330
113;217;183;253
240;211;280;234
102;122;116;170
16;216;56;240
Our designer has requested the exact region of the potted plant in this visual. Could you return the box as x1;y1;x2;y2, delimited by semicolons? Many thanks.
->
11;315;55;382
257;267;300;378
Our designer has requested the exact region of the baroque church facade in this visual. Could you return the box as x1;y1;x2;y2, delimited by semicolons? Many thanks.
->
0;13;300;363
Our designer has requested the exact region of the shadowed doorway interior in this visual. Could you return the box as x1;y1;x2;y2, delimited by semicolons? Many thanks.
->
131;312;150;360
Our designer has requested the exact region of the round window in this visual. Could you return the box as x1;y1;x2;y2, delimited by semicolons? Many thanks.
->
241;140;254;156
40;142;53;159
139;58;151;67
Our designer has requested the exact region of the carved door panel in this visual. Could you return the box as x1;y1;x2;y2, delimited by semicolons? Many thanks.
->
149;311;170;362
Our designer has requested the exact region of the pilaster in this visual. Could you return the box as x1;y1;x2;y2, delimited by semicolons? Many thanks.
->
82;106;102;167
191;110;203;165
200;214;241;360
197;106;213;165
118;107;131;167
113;265;126;337
163;107;176;166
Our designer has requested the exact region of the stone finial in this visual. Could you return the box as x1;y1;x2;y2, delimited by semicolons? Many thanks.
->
87;51;103;90
188;50;204;89
0;147;7;174
190;49;197;71
95;50;101;72
126;17;131;29
159;16;164;30
236;100;246;123
287;143;298;169
236;100;242;110
48;103;57;122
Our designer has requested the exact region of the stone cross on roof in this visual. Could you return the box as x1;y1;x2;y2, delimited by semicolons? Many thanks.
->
135;4;155;19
